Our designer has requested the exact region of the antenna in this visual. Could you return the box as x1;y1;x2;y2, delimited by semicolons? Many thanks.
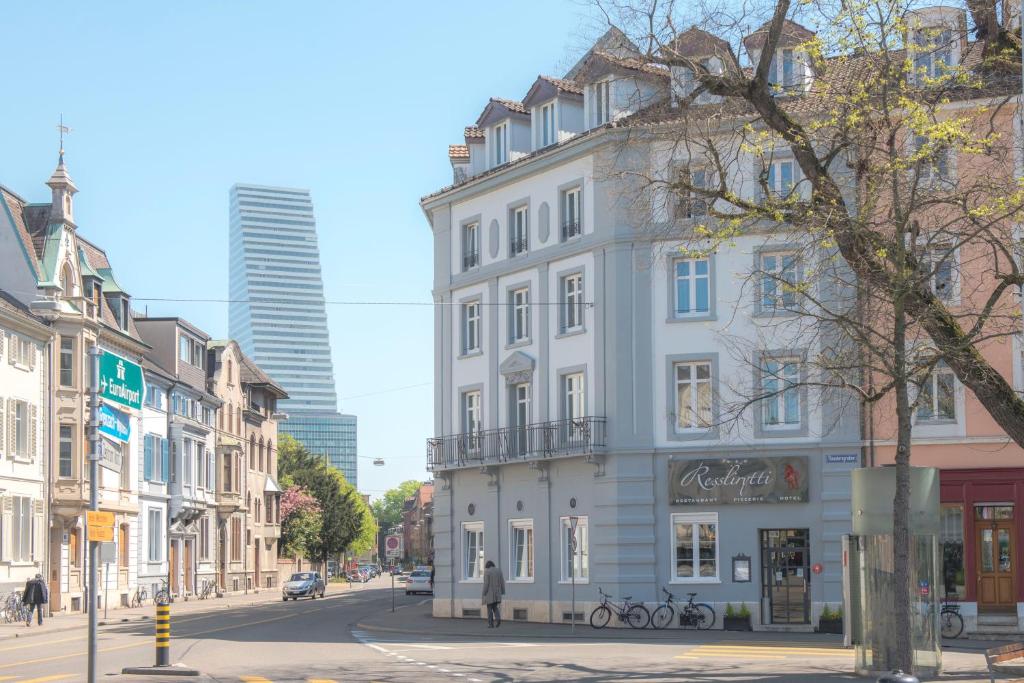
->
56;114;72;156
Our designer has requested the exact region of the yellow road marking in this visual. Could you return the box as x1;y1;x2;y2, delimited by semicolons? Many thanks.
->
308;679;338;683
674;655;701;660
240;678;272;683
19;676;75;683
694;645;851;655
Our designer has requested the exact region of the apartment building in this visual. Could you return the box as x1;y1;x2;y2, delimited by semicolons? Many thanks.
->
208;340;287;592
137;359;172;599
135;317;221;598
423;26;862;628
0;291;51;595
0;153;147;612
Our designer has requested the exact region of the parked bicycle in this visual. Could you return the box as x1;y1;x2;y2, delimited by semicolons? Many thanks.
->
198;580;216;600
154;579;171;606
590;588;650;629
130;585;149;609
1;591;27;624
651;588;715;630
940;600;964;639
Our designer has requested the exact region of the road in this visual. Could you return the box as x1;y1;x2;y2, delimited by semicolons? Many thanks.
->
0;577;993;682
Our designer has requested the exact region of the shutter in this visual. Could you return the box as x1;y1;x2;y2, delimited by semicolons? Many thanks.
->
31;499;44;562
143;435;153;481
7;334;16;365
161;438;169;482
0;497;12;561
28;343;36;370
29;404;37;459
0;332;4;362
0;397;4;458
6;399;14;456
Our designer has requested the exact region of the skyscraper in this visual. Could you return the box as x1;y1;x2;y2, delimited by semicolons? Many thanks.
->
229;183;358;486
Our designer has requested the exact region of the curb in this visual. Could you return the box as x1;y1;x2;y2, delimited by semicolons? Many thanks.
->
122;665;200;677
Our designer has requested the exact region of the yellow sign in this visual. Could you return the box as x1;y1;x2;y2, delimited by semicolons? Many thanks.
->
86;510;115;542
87;511;115;526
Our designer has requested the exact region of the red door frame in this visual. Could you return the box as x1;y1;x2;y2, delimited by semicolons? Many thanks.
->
940;468;1024;604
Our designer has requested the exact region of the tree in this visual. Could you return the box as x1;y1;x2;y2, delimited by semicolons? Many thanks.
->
371;480;423;531
279;485;321;559
591;0;1023;671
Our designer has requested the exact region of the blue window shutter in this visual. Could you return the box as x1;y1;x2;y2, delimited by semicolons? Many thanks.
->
144;435;153;481
161;438;170;482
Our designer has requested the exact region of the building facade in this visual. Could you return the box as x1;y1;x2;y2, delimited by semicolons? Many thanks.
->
135;317;221;598
227;183;358;487
401;482;434;566
423;28;860;628
1;154;146;613
0;292;51;595
137;360;172;600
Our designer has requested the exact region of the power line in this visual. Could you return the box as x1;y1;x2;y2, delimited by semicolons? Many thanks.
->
132;296;593;307
339;382;432;402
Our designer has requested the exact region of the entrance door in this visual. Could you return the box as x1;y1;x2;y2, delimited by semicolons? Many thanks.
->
169;541;179;594
184;540;193;595
760;529;811;625
976;507;1015;613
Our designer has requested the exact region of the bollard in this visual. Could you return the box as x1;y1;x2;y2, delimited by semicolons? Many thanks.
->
876;671;919;683
155;602;170;667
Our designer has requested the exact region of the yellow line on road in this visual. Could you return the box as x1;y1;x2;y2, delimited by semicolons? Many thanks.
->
239;678;272;683
0;635;86;653
694;645;851;655
308;679;338;683
18;676;74;683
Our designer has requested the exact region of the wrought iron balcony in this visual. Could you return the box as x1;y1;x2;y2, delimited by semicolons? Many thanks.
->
509;238;529;256
561;220;581;240
462;251;480;270
426;416;606;471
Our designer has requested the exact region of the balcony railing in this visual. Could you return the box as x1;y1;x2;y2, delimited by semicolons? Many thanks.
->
462;251;480;270
426;416;606;471
561;220;581;241
510;238;529;256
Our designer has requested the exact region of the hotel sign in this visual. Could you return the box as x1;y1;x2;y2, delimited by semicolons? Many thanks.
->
669;456;809;505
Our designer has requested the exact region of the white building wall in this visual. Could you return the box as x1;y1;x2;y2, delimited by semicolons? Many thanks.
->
138;376;169;598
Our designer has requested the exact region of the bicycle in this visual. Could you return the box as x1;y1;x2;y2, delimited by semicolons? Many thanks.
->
590;588;650;629
1;591;27;624
940;600;964;639
154;579;171;606
198;580;216;600
130;585;149;609
652;589;715;630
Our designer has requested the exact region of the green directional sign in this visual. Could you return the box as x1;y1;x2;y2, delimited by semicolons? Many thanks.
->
99;351;143;411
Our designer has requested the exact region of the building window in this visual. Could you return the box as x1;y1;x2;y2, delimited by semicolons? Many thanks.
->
923;247;955;301
673;512;719;581
593;80;611;125
918;362;956;421
462;390;482;434
462;301;480;354
11;400;31;458
561;186;581;240
913;135;951;182
563;373;585;421
912;28;953;81
509;519;534;581
223;453;233;493
59;337;74;387
560;516;589;582
70;528;80;567
677;168;709;218
11;496;31;562
179;335;190;362
759;251;799;312
494;122;508;165
148;509;162;562
540;102;556;147
674;259;710;317
675;361;713;431
462;222;480;270
463;522;484;580
509;288;530;343
769;48;802;91
766;160;796;199
510;206;528;256
231;517;242;562
119;524;129;567
183;439;193;486
761;358;801;428
561;273;584;332
941;504;965;600
199;517;210;561
59;425;73;478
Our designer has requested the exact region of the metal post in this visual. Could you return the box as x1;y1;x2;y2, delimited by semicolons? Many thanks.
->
391;571;395;612
87;345;100;683
155;602;170;666
103;561;109;621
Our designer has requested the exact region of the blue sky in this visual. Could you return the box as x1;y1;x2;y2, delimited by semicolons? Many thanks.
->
0;1;599;498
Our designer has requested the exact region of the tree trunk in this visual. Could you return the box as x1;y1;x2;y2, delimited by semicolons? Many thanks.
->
891;300;914;673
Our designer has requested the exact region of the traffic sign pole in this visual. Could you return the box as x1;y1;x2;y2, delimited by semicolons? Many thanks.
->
569;516;579;634
87;345;100;683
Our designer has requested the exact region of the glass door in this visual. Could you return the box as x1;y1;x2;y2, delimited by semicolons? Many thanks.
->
760;529;811;624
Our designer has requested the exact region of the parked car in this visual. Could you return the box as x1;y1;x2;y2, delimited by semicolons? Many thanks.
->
405;569;433;595
359;564;378;578
346;569;364;583
358;567;371;581
282;572;325;601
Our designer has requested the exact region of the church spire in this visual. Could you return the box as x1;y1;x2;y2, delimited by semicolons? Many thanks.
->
47;118;77;226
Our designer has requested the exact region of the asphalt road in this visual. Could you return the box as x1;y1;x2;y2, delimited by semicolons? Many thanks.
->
0;578;994;683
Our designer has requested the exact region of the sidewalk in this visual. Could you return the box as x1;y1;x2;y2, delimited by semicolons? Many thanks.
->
0;581;368;642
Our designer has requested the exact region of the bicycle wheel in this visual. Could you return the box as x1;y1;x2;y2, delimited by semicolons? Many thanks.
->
940;610;964;639
651;605;675;630
692;603;716;630
590;605;612;629
626;604;651;629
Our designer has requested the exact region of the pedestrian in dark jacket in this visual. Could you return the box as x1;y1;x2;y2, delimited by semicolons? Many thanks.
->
22;574;47;627
481;561;505;628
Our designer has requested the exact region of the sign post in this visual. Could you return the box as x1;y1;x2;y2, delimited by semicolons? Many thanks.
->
87;346;101;683
569;516;579;634
385;535;402;612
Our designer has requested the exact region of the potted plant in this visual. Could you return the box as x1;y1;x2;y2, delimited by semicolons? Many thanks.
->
723;602;753;631
817;604;843;634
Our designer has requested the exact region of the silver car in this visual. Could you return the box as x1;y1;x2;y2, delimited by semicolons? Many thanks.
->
405;569;433;595
282;572;325;600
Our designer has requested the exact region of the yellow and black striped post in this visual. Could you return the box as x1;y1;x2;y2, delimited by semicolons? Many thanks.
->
155;603;170;666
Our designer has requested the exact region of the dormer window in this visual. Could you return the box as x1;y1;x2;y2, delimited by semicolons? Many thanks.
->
912;27;953;81
539;102;556;147
769;49;803;92
108;295;130;332
592;81;611;125
494;122;508;165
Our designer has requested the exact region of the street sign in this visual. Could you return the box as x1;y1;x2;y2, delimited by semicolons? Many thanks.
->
98;351;143;411
97;403;131;442
87;511;114;542
385;535;402;559
98;438;123;473
99;542;117;564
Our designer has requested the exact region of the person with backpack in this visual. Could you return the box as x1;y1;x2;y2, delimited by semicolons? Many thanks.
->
22;574;47;627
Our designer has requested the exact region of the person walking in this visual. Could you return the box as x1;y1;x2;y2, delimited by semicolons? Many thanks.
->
22;573;47;627
481;560;505;628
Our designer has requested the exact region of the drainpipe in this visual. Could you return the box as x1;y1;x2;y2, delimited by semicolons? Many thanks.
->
44;331;54;616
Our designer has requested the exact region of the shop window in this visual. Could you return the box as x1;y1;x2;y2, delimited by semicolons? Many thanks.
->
672;512;719;582
975;505;1013;520
940;504;966;600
